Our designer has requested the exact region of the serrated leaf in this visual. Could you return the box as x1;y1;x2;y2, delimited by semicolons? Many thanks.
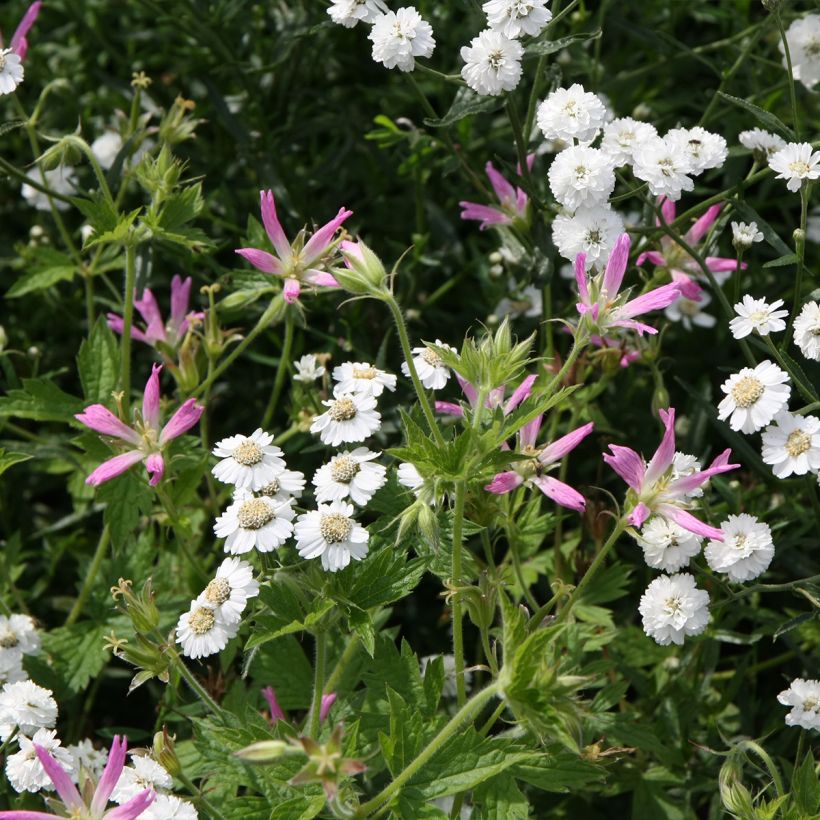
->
525;29;602;57
6;261;77;298
475;774;529;819
0;449;33;477
763;253;798;269
248;635;313;711
423;87;505;128
246;581;334;651
512;751;603;792
791;749;820;817
334;545;425;611
0;377;83;422
84;208;141;247
41;622;112;694
717;92;795;140
97;470;153;548
77;316;120;402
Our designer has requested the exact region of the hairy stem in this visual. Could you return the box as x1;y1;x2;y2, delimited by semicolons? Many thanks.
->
120;244;137;415
261;308;295;429
65;525;111;626
451;481;467;707
307;631;327;739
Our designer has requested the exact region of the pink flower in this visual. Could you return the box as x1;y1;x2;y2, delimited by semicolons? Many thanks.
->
435;374;536;418
261;686;336;725
636;198;745;299
485;414;594;512
459;155;534;230
236;190;352;304
1;2;42;61
75;364;204;487
603;407;738;539
107;276;202;349
589;335;640;368
575;233;681;337
0;735;154;819
320;693;337;722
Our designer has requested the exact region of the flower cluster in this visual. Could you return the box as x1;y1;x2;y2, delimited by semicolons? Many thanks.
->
0;613;39;688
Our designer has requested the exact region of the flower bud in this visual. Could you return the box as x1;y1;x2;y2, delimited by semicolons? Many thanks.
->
718;757;755;817
234;740;290;764
333;240;389;297
793;228;806;245
153;727;181;777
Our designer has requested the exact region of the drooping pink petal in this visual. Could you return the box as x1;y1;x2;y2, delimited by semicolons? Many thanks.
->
262;686;286;723
644;408;676;485
519;414;543;449
670;271;704;301
0;812;57;819
133;289;165;345
340;239;364;266
320;693;337;722
504;374;536;415
666;449;738;496
627;502;651;528
283;278;301;304
602;233;630;298
485;471;524;494
158;399;204;445
169;275;193;336
636;250;667;268
574;252;590;303
656;196;676;226
435;401;464;417
86;450;145;486
75;405;141;445
485;161;516;208
603;445;645;491
260;189;292;260
106;313;148;343
303;269;339;288
10;1;42;60
33;745;83;810
235;248;285;275
456;376;478;407
616;282;681;319
91;736;127;815
705;256;743;273
145;452;165;486
301;207;353;267
685;204;721;244
609;319;659;336
104;789;156;820
531;475;586;512
539;422;595;466
142;363;162;431
657;504;723;540
515;153;536;176
459;202;511;229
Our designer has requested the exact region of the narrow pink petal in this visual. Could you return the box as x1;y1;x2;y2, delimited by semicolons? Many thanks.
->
574;252;590;302
667;448;738;495
142;363;162;431
685;204;721;244
262;686;286;723
456;376;478;406
104;789;156;820
617;282;681;319
145;453;165;486
670;271;704;301
10;2;42;59
435;401;464;417
320;693;337;722
283;278;301;303
86;450;145;486
340;239;364;266
539;422;595;465
34;745;83;809
485;471;524;494
602;233;631;297
644;408;676;485
235;247;284;275
158;399;204;445
260;190;292;260
301;207;353;266
628;502;651;528
603;445;645;491
531;476;586;512
91;736;127;814
485;161;516;207
169;275;193;332
107;313;146;343
519;414;543;449
636;251;667;267
459;203;511;229
609;319;659;336
133;289;165;344
658;504;723;540
0;812;58;819
705;256;743;273
504;374;536;415
303;269;339;288
654;196;676;226
75;405;141;445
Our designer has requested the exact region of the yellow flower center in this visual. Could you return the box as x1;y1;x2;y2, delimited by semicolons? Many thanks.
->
259;478;280;497
237;499;275;530
664;596;682;615
785;429;811;458
320;513;352;544
330;456;360;483
329;398;357;422
204;578;231;605
420;348;442;367
188;607;215;635
352;366;377;380
731;375;764;409
233;440;263;466
788;160;810;176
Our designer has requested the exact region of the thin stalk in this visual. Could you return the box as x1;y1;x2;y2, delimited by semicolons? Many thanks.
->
783;183;811;350
84;274;95;330
165;643;223;717
324;633;361;694
478;700;507;737
307;631;327;739
261;309;295;429
544;335;587;396
65;525;111;626
176;771;227;820
0;727;19;758
763;335;817;404
509;536;538;611
506;96;535;198
732;249;744;306
774;12;801;140
120;244;137;415
451;481;467;707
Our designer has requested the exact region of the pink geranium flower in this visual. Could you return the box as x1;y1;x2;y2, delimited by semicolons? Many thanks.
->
436;374;536;418
485;415;594;512
459;155;534;230
636;198;744;299
261;686;335;725
236;190;352;304
75;364;204;486
0;1;42;61
603;407;738;539
0;735;154;819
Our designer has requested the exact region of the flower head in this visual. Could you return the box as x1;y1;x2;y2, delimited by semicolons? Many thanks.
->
211;428;286;491
717;360;791;434
0;681;57;740
402;340;456;390
600;117;658;166
777;678;820;731
731;221;764;251
5;729;74;795
769;142;820;193
294;501;370;572
111;753;172;805
483;0;552;38
312;448;387;506
730;295;787;340
196;557;260;624
368;8;435;72
761;411;820;478
632;136;694;201
793;301;820;361
704;513;774;582
460;156;533;230
639;573;710;646
637;517;702;573
293;354;325;383
739;128;786;161
537;84;607;144
175;601;238;659
0;1;42;96
779;14;820;91
310;390;382;447
664;127;727;174
327;0;388;27
460;29;523;96
0;614;39;665
552;205;624;268
548;145;615;211
214;489;295;554
332;361;396;397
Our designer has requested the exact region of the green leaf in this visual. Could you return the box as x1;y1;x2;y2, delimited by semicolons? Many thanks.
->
717;92;795;140
334;545;425;611
246;581;334;651
791;750;820;817
423;87;505;128
0;377;83;423
763;253;798;269
525;29;602;58
84;208;141;247
98;471;153;548
731;201;792;257
41;622;112;695
0;449;33;477
77;316;120;402
475;774;529;819
248;635;314;711
6;259;78;298
71;191;121;236
512;751;604;792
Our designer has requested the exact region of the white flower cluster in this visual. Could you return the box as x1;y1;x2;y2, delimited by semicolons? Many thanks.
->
777;678;820;732
780;14;820;91
0;613;39;687
111;752;198;818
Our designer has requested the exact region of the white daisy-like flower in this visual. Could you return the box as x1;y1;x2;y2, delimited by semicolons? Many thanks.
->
5;729;74;794
671;452;704;498
717;360;791;434
664;127;727;175
761;411;820;479
729;295;788;339
777;678;820;731
0;655;26;688
214;489;295;554
257;469;306;504
494;284;543;320
112;753;173;804
0;680;57;741
196;557;260;624
779;14;820;91
327;0;388;27
21;166;77;212
294;501;370;573
739;128;787;160
638;573;710;646
0;48;24;96
175;602;239;660
632;136;694;201
368;7;435;72
293;354;325;383
332;361;397;397
537;84;607;144
311;390;382;447
637;517;703;573
142;794;200;820
600;117;658;166
0;614;40;664
460;29;523;96
66;738;109;782
551;205;624;267
704;514;774;582
483;0;551;38
793;302;820;361
397;462;424;495
401;340;456;390
731;221;764;251
547;146;615;211
664;293;716;331
211;429;286;491
313;448;387;506
90;131;124;171
769;142;820;193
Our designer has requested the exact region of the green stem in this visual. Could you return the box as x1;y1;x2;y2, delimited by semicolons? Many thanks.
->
732;250;744;306
176;771;227;820
261;308;295;429
120;244;137;415
356;682;500;817
506;96;535;200
0;727;19;758
774;11;801;140
65;525;111;626
451;481;467;707
165;643;223;717
509;533;538;611
544;334;587;396
324;633;361;694
84;273;95;330
478;700;507;738
763;335;817;404
307;631;327;739
783;183;811;350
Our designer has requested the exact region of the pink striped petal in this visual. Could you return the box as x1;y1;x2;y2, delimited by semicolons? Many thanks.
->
670;271;704;300
705;256;743;273
603;445;645;491
235;247;284;275
320;693;337;722
644;408;676;485
260;190;292;260
504;374;536;415
602;233;630;298
531;476;586;512
34;745;82;810
574;252;590;303
617;283;681;320
10;2;42;59
133;289;165;344
283;278;301;304
658;505;723;540
75;405;141;445
91;736;127;814
302;207;353;267
519;414;543;449
169;275;193;334
628;502;651;528
86;450;145;486
636;250;667;267
685;204;721;244
609;319;659;336
104;789;155;820
485;471;524;494
142;363;162;431
485;161;516;208
459;202;511;229
667;449;738;495
0;812;57;819
262;686;286;723
435;401;464;417
303;269;339;288
456;376;478;406
539;422;595;466
654;196;676;226
145;453;165;486
340;239;364;266
159;399;204;445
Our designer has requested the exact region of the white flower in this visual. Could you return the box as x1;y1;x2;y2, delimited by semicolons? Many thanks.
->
397;462;424;495
142;794;199;820
0;654;26;688
175;601;239;660
547;146;615;211
332;361;397;397
214;489;295;554
731;221;764;251
777;678;820;731
196;557;260;624
729;295;788;339
293;354;325;383
402;340;456;390
793;302;820;361
638;573;710;646
739;128;786;159
632;136;694;201
0;614;40;664
90;131;123;171
211;428;286;491
369;8;435;72
0;48;24;96
600;117;658;166
537;84;607;144
664;293;716;331
6;729;74;793
313;448;387;506
256;470;306;504
460;29;523;96
311;390;382;446
552;205;624;267
0;680;57;741
328;0;388;27
483;0;551;38
21;166;77;212
112;753;173;804
664;127;727;175
294;501;370;572
66;738;109;782
704;514;774;582
779;14;820;91
769;142;820;193
494;284;542;320
761;411;820;479
717;360;791;434
637;517;702;573
671;452;704;498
